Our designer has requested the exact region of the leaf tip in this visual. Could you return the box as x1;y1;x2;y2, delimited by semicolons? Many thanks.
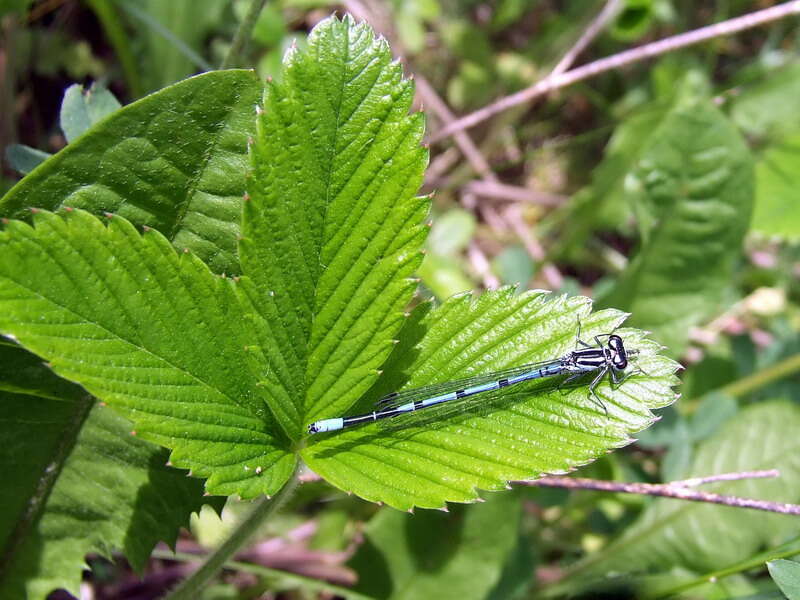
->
142;224;151;232
63;205;74;212
130;430;137;436
243;192;251;202
0;217;8;225
29;207;40;214
103;211;114;219
436;505;449;513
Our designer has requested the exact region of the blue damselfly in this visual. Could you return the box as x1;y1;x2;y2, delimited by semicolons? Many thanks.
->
307;332;639;434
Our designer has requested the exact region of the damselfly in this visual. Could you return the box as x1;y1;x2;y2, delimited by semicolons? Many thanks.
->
307;332;639;434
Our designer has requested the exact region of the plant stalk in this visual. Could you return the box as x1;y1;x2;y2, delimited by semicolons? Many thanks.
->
164;469;300;600
716;352;800;400
221;0;268;69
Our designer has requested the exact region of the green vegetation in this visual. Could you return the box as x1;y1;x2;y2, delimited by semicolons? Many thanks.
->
2;2;800;598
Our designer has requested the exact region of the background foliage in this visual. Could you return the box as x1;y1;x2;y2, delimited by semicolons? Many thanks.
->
2;1;800;599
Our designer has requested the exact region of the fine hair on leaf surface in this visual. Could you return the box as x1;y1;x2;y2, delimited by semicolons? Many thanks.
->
0;14;680;527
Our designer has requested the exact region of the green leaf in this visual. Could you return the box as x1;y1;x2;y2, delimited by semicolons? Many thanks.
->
427;209;475;256
730;62;800;140
303;289;679;510
60;82;122;143
0;210;294;498
3;144;51;175
768;559;800;600
240;15;428;439
0;345;218;599
0;70;261;275
600;100;754;354
751;135;800;239
571;401;800;583
349;493;521;600
418;253;474;300
137;0;225;92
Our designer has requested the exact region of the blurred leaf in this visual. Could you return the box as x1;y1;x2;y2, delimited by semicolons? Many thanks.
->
486;533;536;600
731;62;800;140
493;245;535;287
687;393;738;441
241;15;428;439
427;209;475;256
349;493;521;600
610;0;655;42
0;0;34;18
303;290;680;510
751;135;800;239
491;0;535;30
84;0;144;97
0;70;261;275
60;83;122;143
418;253;474;299
572;401;800;583
0;345;218;599
556;70;709;259
0;210;296;497
136;0;226;91
447;61;495;110
600;100;754;355
248;2;287;47
4;144;51;175
440;22;492;66
768;559;800;600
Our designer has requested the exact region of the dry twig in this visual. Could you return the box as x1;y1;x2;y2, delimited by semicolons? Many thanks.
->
515;469;800;515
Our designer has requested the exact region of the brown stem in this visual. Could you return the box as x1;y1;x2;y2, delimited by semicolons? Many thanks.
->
516;469;800;515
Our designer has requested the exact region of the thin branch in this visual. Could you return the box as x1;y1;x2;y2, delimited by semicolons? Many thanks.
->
463;180;565;206
221;0;268;69
516;470;800;515
672;469;780;487
467;241;500;289
164;470;300;600
430;1;800;142
550;0;624;77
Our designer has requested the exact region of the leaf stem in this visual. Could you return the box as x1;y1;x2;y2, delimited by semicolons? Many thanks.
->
646;535;800;598
164;470;300;600
221;0;267;69
716;352;800;400
153;549;372;600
